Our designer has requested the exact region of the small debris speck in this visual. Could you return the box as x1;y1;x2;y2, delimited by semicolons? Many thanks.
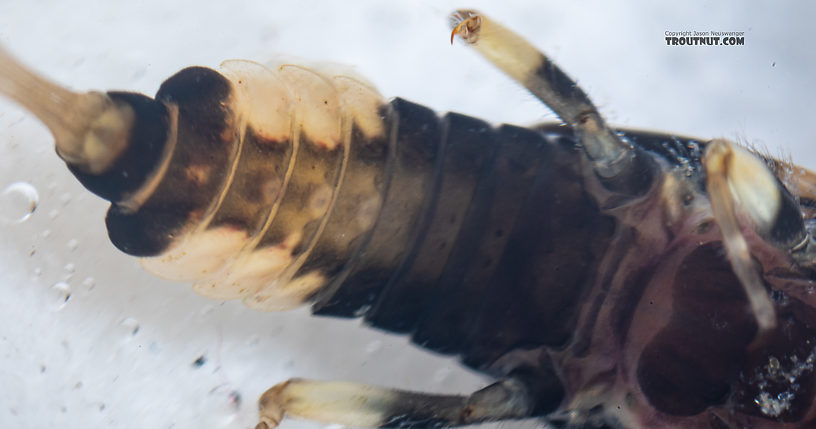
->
192;355;207;368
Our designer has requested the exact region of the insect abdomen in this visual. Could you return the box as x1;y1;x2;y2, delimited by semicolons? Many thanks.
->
76;61;613;377
316;109;617;371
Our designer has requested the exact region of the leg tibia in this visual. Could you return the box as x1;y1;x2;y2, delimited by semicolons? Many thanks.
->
257;378;533;428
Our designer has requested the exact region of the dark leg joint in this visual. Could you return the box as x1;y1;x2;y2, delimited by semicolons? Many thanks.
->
593;148;657;198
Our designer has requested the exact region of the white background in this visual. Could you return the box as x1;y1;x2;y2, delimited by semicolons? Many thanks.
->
0;1;813;428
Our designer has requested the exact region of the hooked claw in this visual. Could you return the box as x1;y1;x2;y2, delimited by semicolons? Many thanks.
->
450;10;482;45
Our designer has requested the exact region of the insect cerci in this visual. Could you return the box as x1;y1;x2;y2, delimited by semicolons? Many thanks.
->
0;1;813;429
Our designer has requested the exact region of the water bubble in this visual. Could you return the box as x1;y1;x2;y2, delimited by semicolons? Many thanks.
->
0;182;38;224
67;239;79;251
119;318;140;337
81;276;96;292
62;262;76;281
59;192;72;205
768;356;780;374
49;282;71;311
755;391;793;417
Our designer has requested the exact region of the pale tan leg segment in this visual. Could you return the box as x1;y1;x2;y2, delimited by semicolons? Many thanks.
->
703;139;780;332
450;10;655;197
256;378;533;428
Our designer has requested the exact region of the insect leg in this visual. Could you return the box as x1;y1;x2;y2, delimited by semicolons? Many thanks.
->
450;10;654;198
256;378;535;428
702;139;812;332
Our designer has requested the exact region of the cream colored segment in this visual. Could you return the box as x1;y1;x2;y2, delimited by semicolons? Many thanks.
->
140;227;249;281
198;178;382;304
196;134;336;304
269;63;342;149
150;60;381;307
190;231;301;300
263;58;387;139
272;115;351;293
257;379;396;428
330;75;386;139
450;11;542;96
243;270;327;311
704;139;776;333
272;182;343;285
195;109;302;295
724;144;782;231
148;61;303;288
220;59;293;142
289;59;380;92
191;247;291;300
138;113;245;280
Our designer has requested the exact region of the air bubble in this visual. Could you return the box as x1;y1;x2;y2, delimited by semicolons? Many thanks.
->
67;239;79;251
0;182;38;224
119;318;140;337
49;282;71;311
59;192;72;205
81;277;96;292
755;391;793;417
767;356;780;374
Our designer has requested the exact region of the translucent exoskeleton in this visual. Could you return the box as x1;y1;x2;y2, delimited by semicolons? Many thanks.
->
1;3;815;429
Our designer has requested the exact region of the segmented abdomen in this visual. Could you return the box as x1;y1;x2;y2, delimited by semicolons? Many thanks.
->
99;61;614;375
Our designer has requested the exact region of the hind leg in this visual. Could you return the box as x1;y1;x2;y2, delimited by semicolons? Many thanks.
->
256;378;535;428
450;9;655;199
701;138;816;334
